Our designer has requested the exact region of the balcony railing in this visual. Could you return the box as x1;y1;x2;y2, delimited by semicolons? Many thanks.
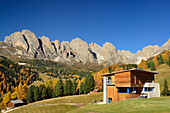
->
107;80;115;85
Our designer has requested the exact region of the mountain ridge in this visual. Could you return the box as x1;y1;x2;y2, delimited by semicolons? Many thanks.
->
2;29;170;66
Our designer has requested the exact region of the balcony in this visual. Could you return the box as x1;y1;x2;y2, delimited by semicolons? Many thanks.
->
107;80;115;85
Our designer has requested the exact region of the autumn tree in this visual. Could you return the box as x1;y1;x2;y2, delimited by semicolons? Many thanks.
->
11;87;18;100
153;57;159;68
76;77;85;93
93;71;103;91
52;78;58;91
0;102;6;110
45;80;53;89
138;59;147;70
2;91;11;105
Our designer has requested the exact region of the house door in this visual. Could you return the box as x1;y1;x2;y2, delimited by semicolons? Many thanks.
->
108;98;112;104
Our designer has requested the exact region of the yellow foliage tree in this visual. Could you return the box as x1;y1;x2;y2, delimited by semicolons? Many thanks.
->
17;82;28;100
138;59;148;70
52;78;58;91
162;52;169;64
76;77;85;92
11;87;18;100
2;91;11;105
45;80;53;89
153;57;159;68
93;71;103;91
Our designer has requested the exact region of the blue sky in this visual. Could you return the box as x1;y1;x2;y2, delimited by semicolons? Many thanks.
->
0;0;170;53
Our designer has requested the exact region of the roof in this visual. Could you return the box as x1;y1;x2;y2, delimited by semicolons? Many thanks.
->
93;89;99;92
101;68;159;76
10;100;24;104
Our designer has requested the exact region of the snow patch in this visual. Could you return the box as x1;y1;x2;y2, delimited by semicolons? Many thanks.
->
18;63;27;65
136;56;147;65
97;53;104;60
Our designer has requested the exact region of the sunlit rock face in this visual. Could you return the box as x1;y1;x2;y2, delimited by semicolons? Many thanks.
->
3;30;170;66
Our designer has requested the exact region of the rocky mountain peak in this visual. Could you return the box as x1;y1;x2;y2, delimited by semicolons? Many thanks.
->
21;30;37;40
2;29;170;66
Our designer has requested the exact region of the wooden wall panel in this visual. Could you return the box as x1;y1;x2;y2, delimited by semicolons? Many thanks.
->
117;93;130;101
107;86;140;102
115;72;131;87
107;86;117;102
7;102;14;107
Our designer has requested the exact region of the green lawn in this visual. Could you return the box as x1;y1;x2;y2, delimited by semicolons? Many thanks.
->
154;64;170;91
69;97;170;113
10;105;76;113
28;92;103;105
8;92;103;113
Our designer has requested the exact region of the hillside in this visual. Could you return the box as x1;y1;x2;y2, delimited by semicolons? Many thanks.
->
69;97;170;113
7;92;170;113
0;56;39;94
155;64;170;91
8;92;103;113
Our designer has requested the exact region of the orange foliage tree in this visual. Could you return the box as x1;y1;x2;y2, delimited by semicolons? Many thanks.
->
138;59;148;69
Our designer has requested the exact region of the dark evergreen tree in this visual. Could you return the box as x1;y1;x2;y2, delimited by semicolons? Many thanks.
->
68;79;73;95
54;79;64;97
150;61;156;71
38;84;45;100
46;86;52;98
38;84;44;95
169;56;170;67
109;66;111;73
162;79;169;97
34;86;40;101
157;55;164;65
25;85;35;103
0;93;2;103
84;74;95;94
52;90;55;98
72;80;76;95
147;61;151;68
41;87;47;99
64;79;74;95
79;82;84;95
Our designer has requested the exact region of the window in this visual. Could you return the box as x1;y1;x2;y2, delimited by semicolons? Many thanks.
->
117;87;129;93
134;75;136;84
107;77;111;84
138;75;141;84
144;87;154;92
117;87;136;94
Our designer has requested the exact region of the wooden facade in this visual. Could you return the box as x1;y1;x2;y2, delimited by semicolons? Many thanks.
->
7;102;15;107
102;69;158;103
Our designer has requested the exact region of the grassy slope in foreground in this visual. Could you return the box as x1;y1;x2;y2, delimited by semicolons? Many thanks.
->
9;105;76;113
9;92;103;113
69;97;170;113
155;64;170;91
